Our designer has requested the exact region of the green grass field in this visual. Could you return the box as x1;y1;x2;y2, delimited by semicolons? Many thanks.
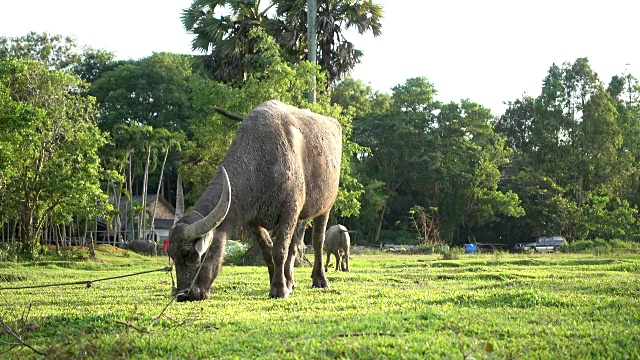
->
1;246;639;359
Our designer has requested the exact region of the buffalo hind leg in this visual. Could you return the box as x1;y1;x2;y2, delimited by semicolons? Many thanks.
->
335;248;344;271
342;249;350;271
311;212;330;288
270;214;297;299
284;234;297;291
325;250;331;272
252;226;275;283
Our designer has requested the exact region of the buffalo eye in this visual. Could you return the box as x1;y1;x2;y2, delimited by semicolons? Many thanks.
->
181;248;190;259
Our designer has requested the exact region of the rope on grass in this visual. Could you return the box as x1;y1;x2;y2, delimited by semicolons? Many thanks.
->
0;266;173;291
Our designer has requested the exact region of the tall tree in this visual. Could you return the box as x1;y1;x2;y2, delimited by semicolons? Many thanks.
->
89;52;195;135
0;59;108;254
495;57;634;242
182;0;279;83
350;77;440;243
0;31;117;81
278;0;383;86
181;0;383;86
351;77;522;244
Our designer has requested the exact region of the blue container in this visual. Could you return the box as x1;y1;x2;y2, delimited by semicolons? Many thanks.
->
463;243;478;254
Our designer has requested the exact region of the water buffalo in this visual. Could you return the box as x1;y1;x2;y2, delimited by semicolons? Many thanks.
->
168;100;342;301
122;239;156;255
324;225;351;272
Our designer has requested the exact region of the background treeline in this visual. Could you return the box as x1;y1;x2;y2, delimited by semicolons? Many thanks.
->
1;3;639;257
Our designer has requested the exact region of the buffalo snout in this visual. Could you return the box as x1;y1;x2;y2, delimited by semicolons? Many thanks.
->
175;287;210;302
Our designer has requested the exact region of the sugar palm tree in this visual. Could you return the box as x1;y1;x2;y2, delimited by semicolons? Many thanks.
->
181;0;383;86
277;0;382;86
182;0;279;83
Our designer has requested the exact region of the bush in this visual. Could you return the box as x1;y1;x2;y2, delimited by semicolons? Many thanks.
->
441;246;466;260
564;239;640;254
58;246;89;261
224;240;248;265
0;242;19;262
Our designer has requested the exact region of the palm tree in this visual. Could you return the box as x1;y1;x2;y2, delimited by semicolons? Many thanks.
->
182;0;279;83
181;0;383;86
278;0;382;86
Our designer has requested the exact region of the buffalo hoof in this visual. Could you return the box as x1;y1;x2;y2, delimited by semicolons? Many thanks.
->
312;278;329;289
269;285;291;299
286;279;296;291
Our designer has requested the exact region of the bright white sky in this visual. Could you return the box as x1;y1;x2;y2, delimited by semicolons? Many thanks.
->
1;0;638;116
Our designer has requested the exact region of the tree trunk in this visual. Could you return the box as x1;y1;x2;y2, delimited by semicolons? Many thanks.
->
89;213;97;260
140;145;152;240
128;153;135;242
373;201;387;245
150;147;170;240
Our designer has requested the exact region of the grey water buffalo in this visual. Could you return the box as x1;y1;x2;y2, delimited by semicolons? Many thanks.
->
122;239;156;255
168;100;342;301
324;225;351;272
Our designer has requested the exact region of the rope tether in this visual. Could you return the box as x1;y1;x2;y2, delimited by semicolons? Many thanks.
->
0;266;173;291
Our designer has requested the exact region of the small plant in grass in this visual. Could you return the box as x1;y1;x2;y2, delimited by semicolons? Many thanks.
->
58;246;90;261
441;246;465;260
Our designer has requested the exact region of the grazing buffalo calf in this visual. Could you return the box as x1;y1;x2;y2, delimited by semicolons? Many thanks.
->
325;225;351;272
168;100;342;301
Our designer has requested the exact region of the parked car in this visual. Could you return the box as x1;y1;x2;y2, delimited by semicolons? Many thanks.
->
514;235;566;253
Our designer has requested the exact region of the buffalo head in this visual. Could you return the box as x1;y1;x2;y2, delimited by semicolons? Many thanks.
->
168;168;231;302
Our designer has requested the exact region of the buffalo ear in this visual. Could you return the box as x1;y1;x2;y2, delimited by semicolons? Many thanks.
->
195;231;213;257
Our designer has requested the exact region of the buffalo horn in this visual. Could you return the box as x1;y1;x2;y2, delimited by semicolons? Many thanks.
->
182;167;231;242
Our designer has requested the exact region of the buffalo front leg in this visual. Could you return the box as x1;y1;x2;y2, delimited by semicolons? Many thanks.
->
311;212;330;289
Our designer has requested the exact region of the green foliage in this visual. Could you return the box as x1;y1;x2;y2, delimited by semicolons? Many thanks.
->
89;52;195;135
351;77;522;243
1;251;639;358
577;192;638;241
331;77;391;117
223;243;248;265
0;32;117;82
182;0;383;85
0;242;19;262
563;238;640;254
440;246;465;260
495;57;639;243
499;171;578;240
0;59;109;253
0;32;82;71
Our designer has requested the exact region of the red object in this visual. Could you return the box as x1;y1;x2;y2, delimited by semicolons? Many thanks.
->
163;239;169;253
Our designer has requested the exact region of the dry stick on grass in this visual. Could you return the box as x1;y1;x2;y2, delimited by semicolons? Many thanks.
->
332;332;396;338
146;296;176;332
0;304;47;356
115;296;179;334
